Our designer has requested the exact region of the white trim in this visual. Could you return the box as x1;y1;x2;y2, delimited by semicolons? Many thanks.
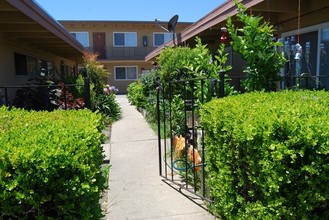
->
70;31;89;47
113;32;137;47
153;32;173;47
114;65;138;81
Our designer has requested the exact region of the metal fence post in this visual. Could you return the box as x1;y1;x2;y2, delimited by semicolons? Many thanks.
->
84;77;91;109
219;69;225;98
156;85;162;176
4;87;8;106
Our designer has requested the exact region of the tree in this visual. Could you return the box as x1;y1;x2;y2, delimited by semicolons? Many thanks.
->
82;52;109;94
227;1;286;91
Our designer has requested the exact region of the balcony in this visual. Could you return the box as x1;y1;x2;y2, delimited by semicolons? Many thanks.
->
85;46;156;60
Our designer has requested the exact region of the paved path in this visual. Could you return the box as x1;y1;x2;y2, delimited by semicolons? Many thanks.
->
105;95;216;220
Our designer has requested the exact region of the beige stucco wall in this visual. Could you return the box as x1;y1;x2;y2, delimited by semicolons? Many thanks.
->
102;61;155;94
0;35;79;102
61;21;191;93
61;21;190;48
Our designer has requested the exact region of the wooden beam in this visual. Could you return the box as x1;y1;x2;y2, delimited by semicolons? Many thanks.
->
5;32;57;38
0;23;46;32
0;11;33;23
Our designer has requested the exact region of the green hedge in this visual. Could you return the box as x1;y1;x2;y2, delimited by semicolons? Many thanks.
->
0;108;106;219
127;80;146;109
201;90;329;219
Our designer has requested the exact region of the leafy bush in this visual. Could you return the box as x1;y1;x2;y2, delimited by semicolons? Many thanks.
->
157;46;197;82
201;90;329;219
0;108;106;219
127;80;146;109
227;1;286;91
82;52;109;94
94;94;121;124
50;82;85;110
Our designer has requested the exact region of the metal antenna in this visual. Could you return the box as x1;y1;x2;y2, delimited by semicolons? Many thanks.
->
155;18;169;32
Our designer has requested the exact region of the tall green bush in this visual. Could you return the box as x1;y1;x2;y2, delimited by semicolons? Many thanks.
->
126;80;146;109
0;108;106;219
157;46;197;82
94;94;121;124
82;52;109;94
201;90;329;219
227;1;286;91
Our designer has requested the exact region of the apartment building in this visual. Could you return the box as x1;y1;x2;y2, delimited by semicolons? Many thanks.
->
60;20;191;93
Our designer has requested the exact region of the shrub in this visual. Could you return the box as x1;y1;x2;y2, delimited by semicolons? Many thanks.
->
227;1;286;91
0;107;106;219
157;46;197;82
82;52;109;94
94;93;121;124
201;90;329;219
127;80;146;109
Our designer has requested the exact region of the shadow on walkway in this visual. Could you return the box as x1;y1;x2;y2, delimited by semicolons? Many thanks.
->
105;95;216;220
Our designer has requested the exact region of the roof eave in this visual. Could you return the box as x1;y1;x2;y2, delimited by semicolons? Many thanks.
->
145;0;264;61
7;0;85;54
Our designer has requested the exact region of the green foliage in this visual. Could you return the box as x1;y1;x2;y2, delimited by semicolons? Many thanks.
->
102;164;111;189
227;1;286;91
83;52;109;94
75;73;96;103
183;38;236;103
140;69;159;97
127;80;146;109
0;107;106;219
184;37;232;79
200;90;329;219
157;46;197;82
94;94;121;124
128;38;236;137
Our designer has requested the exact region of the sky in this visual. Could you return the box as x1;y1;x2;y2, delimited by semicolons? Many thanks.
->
34;0;226;23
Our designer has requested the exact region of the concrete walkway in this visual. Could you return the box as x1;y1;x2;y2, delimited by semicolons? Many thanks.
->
105;95;216;220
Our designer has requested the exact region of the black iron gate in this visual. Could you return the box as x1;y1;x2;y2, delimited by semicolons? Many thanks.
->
156;77;223;202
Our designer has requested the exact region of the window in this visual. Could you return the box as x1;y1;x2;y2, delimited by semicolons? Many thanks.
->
320;28;329;88
14;53;37;76
115;66;138;80
40;59;54;76
70;32;89;47
153;33;173;46
113;32;137;47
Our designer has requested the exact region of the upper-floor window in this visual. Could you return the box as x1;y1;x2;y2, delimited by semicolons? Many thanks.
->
153;32;173;46
114;66;138;80
70;32;89;47
113;32;137;47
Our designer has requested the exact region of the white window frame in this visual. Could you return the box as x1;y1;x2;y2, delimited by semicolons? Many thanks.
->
153;32;173;47
113;32;137;47
70;32;89;47
114;66;138;81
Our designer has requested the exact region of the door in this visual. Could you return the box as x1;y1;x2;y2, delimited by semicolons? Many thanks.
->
93;32;106;59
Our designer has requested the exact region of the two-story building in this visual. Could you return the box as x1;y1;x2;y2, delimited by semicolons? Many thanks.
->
60;20;191;93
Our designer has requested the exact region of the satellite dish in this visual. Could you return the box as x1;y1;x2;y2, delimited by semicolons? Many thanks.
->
154;14;179;46
167;15;179;33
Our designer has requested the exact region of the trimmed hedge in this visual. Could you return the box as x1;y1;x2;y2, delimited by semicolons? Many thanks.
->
201;90;329;219
0;108;106;219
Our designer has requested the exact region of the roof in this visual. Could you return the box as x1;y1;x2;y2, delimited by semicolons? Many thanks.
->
145;0;329;61
0;0;85;60
145;0;263;61
59;20;193;25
